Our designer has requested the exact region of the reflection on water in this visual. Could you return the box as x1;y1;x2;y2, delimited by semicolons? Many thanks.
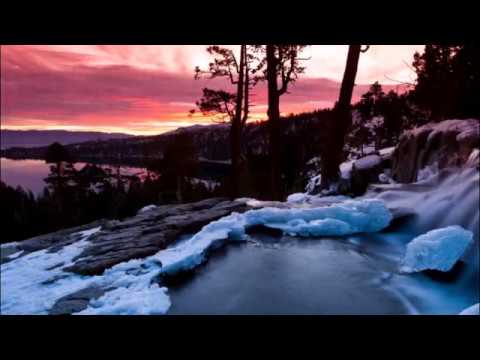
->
0;157;147;195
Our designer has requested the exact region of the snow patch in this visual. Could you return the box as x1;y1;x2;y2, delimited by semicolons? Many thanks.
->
6;250;24;260
138;205;158;214
379;146;395;157
1;227;101;315
400;226;473;273
459;303;479;315
354;155;382;170
340;160;355;179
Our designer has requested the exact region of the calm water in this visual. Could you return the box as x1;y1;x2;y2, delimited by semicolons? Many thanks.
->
167;230;478;315
167;235;409;315
0;157;147;195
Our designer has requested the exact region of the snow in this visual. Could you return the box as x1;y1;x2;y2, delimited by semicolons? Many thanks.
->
466;148;479;167
190;177;220;191
354;155;382;170
459;303;479;315
400;226;474;273
287;193;310;203
305;174;322;193
340;160;354;179
6;250;24;260
1;241;20;249
409;119;479;139
1;227;101;315
379;146;395;157
78;279;170;315
137;205;158;214
378;172;395;184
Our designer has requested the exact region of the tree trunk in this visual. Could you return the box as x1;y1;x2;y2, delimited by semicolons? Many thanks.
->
321;45;362;188
229;45;246;199
266;45;282;201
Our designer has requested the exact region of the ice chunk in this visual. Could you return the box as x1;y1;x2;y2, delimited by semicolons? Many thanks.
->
458;303;479;315
400;226;473;273
137;205;158;214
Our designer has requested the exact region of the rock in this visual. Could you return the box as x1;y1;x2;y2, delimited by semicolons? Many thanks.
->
349;155;385;195
17;219;108;254
48;286;107;315
392;119;480;183
63;198;252;276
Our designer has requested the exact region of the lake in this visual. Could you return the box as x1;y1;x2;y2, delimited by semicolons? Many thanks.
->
0;157;148;195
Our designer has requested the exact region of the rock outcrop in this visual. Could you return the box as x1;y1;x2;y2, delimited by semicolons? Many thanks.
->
63;198;251;276
391;119;479;183
2;198;252;276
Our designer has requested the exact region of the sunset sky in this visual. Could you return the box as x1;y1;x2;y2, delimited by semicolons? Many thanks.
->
1;45;424;135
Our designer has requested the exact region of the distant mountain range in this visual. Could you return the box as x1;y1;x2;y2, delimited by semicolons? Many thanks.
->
1;110;330;166
0;130;133;150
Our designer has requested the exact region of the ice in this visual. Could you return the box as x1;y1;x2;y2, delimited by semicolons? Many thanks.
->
400;226;474;273
105;199;391;285
459;303;479;315
137;205;158;214
256;199;392;237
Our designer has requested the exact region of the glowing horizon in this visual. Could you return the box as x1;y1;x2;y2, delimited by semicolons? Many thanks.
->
1;45;423;136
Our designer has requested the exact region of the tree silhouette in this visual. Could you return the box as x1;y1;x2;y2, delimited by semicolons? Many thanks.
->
264;45;307;200
159;132;198;203
193;45;262;198
44;142;76;194
320;45;369;188
411;44;480;120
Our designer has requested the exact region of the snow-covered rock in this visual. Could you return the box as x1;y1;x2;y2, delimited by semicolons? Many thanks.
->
392;119;480;183
458;303;479;315
354;155;382;170
400;226;474;273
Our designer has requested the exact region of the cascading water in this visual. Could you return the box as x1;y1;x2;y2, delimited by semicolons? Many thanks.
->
364;166;479;314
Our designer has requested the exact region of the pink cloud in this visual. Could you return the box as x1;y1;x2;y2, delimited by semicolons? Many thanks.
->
1;45;411;135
